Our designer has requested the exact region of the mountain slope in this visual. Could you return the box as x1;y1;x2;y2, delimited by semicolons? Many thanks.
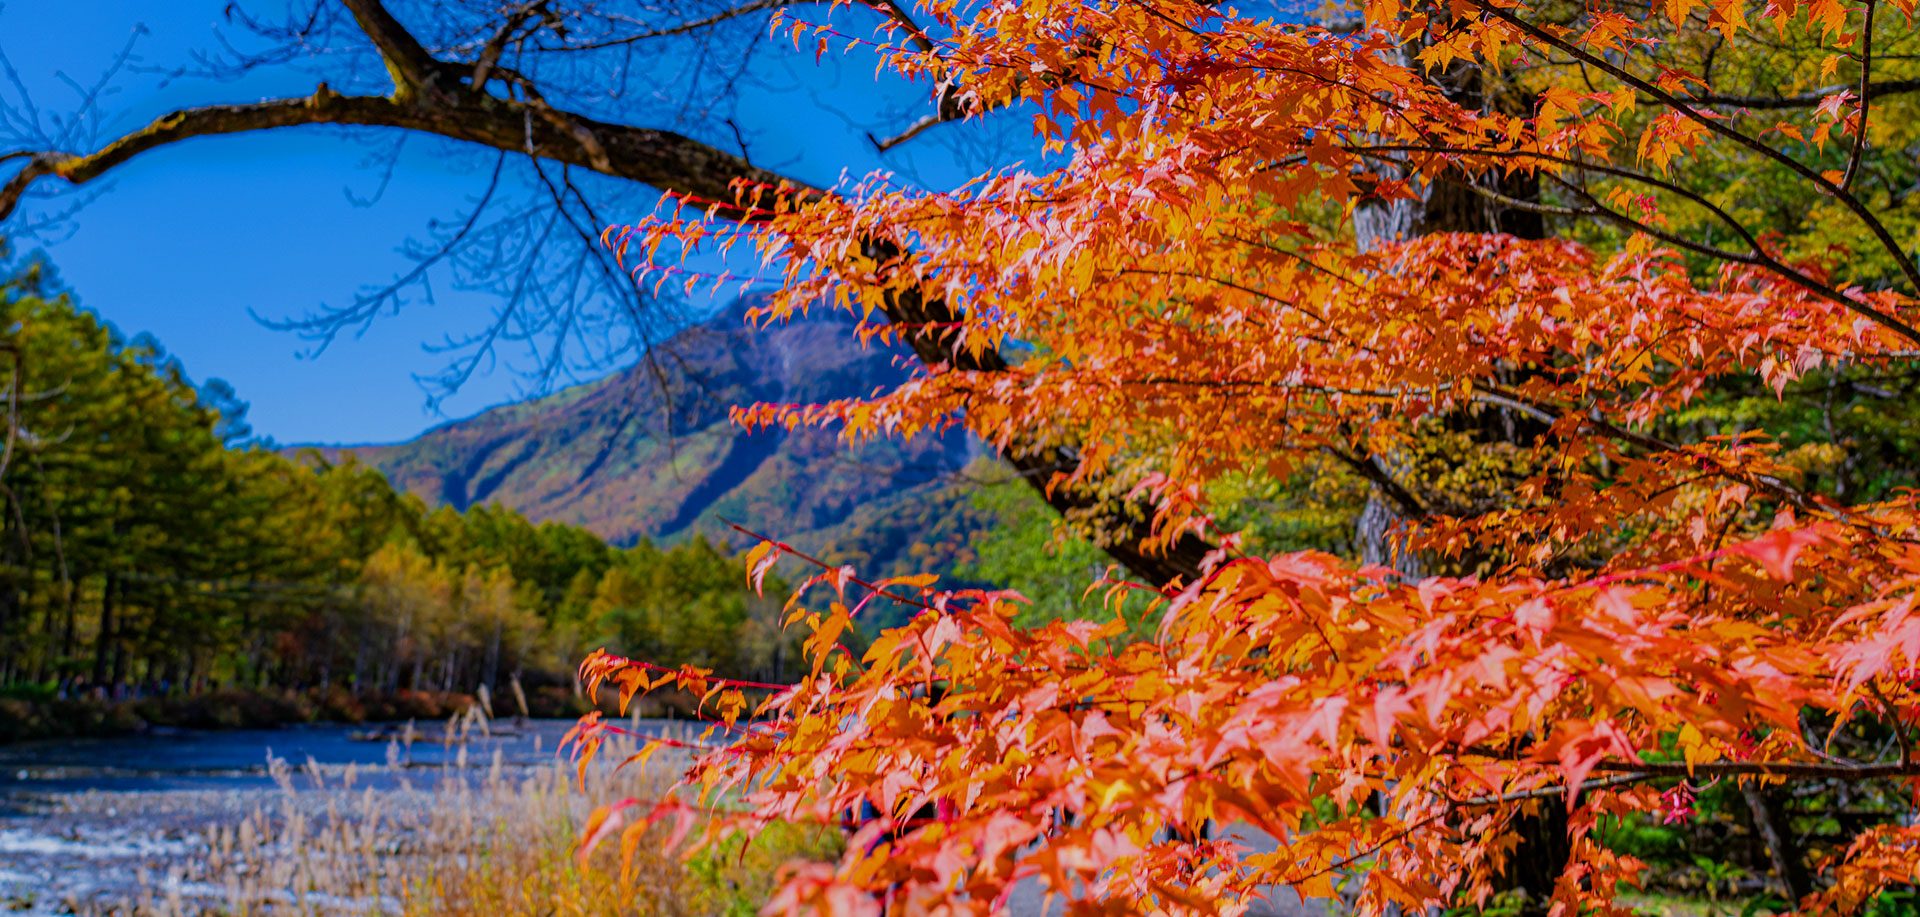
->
307;300;986;572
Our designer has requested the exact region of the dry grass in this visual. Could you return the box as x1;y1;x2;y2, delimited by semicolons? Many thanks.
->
116;726;838;916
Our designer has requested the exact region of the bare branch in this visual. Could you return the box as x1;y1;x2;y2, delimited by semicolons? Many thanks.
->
1453;773;1656;807
1344;144;1920;347
255;150;510;352
1842;0;1876;193
0;85;805;224
471;1;551;91
0;1;1214;588
1323;446;1428;518
1588;758;1920;780
1867;681;1914;767
873;0;940;55
338;0;447;100
870;110;944;152
536;0;863;51
1684;78;1920;110
1470;0;1920;296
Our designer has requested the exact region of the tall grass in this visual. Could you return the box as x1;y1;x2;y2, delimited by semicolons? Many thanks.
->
120;725;838;916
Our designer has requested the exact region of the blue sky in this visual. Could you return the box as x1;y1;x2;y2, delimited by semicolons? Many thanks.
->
0;1;1024;445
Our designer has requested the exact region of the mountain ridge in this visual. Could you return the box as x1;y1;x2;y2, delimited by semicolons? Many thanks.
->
295;299;989;575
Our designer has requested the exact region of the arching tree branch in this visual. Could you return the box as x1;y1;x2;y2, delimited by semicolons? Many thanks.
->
0;1;1211;588
0;85;797;224
340;0;448;101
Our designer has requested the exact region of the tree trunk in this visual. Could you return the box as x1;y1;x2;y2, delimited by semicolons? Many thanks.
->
0;585;15;685
1355;486;1426;580
1348;158;1429;581
0;490;18;684
1348;50;1567;906
352;614;369;692
91;572;117;687
110;619;128;692
482;618;501;692
1743;782;1812;902
137;589;167;691
58;575;79;679
0;585;15;684
34;591;58;683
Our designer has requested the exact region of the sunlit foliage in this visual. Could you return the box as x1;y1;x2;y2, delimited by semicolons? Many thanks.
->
579;0;1920;912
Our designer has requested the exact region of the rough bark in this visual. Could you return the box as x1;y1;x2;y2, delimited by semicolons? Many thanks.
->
862;238;1213;585
2;92;795;226
1743;782;1813;902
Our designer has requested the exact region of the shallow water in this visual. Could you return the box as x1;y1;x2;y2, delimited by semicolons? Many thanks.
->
0;718;593;797
0;720;1326;917
0;717;694;914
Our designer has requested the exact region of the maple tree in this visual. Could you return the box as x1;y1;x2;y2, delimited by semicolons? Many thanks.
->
566;0;1920;913
5;0;1920;912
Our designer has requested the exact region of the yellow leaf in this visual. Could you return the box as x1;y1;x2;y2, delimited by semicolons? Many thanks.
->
1677;723;1714;773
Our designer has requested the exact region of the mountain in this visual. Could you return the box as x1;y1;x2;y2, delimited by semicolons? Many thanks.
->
304;299;992;574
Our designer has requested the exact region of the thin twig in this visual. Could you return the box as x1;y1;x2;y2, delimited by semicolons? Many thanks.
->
1842;0;1876;193
715;516;942;614
1453;773;1656;806
1866;681;1913;767
1469;0;1920;295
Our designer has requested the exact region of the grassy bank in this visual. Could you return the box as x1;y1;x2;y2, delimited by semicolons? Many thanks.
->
143;739;834;916
6;729;838;916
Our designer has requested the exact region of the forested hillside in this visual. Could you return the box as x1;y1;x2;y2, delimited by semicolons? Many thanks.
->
312;298;988;578
0;250;808;738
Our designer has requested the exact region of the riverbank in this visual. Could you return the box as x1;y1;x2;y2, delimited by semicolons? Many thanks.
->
0;687;550;744
0;682;716;745
0;720;835;915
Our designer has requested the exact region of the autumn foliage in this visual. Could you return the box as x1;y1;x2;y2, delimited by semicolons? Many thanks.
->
569;0;1920;913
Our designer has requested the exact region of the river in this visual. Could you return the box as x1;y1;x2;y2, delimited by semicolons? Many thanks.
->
0;717;684;915
0;719;1324;917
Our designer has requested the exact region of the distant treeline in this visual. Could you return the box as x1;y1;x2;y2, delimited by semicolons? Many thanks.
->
0;249;794;714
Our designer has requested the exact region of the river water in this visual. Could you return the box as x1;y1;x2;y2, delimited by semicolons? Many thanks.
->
0;719;585;796
0;717;684;915
0;720;1326;917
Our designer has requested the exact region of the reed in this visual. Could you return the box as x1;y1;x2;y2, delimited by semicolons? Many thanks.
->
117;723;837;916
